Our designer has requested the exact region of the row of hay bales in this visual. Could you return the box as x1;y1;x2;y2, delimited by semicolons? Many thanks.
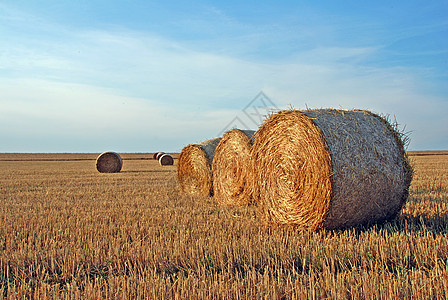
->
96;151;173;173
153;152;174;166
177;109;413;231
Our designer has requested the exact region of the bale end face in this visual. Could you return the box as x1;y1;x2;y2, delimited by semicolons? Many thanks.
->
155;152;166;160
212;129;255;206
177;144;213;197
251;110;332;231
159;153;174;166
177;137;221;197
96;152;122;173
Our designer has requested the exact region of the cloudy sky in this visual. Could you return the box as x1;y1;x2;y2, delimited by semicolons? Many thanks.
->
1;0;447;152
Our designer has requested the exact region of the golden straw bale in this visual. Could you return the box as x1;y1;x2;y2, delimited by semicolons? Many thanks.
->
212;129;256;206
251;109;413;231
159;153;174;166
96;152;123;173
177;137;221;197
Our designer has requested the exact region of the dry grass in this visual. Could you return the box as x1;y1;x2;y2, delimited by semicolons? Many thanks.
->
0;152;447;298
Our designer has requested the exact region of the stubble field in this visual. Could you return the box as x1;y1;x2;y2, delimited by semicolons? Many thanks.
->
1;152;447;299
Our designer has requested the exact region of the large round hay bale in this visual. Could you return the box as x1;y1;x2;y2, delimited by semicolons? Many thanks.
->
251;109;413;231
155;152;166;160
96;152;123;173
177;137;221;197
152;152;165;160
159;153;174;166
212;129;256;206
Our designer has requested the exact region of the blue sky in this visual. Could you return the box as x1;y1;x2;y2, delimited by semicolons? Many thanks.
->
1;1;447;152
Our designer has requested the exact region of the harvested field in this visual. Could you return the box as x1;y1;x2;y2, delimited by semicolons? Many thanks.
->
407;150;448;156
0;153;179;162
0;152;447;298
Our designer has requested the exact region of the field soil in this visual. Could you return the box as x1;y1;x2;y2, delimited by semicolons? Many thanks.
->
1;152;447;298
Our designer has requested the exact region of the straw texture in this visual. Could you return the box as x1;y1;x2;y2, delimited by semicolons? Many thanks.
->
159;153;174;166
96;152;123;173
212;129;255;206
177;137;222;197
251;109;412;231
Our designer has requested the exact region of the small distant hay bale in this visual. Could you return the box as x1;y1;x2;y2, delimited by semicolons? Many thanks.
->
251;109;413;231
177;137;221;197
212;129;255;206
154;152;165;160
96;152;123;173
159;153;174;166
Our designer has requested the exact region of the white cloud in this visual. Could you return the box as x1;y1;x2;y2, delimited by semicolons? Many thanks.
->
0;78;243;152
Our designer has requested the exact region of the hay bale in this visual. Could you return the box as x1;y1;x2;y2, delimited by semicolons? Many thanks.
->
251;109;413;231
212;129;256;206
96;152;123;173
177;137;221;197
154;152;165;160
159;153;174;166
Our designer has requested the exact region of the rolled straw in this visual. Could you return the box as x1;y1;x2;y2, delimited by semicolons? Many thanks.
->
212;129;255;206
177;137;222;197
154;152;165;160
159;153;174;166
251;109;413;230
96;152;123;173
